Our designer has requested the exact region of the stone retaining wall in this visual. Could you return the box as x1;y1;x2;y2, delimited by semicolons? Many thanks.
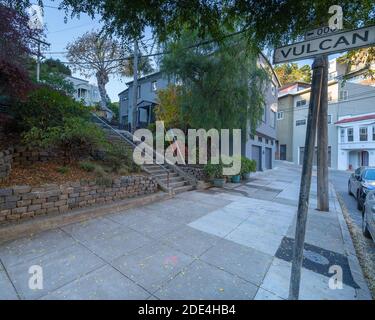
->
12;146;60;166
0;147;13;181
178;165;206;181
0;175;158;224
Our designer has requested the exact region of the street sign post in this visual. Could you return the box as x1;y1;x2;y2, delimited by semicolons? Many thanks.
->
273;24;375;300
274;25;375;64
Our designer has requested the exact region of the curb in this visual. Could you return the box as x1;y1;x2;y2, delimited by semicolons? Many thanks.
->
330;182;372;300
0;191;172;245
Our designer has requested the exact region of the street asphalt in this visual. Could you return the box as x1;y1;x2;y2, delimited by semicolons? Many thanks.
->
329;169;375;257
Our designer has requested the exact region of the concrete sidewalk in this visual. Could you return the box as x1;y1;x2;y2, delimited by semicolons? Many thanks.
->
0;162;371;299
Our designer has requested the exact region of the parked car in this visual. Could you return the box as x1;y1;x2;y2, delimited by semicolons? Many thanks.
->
362;190;375;241
348;167;375;211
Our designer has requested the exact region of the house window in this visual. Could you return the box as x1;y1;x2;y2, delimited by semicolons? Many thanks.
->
347;128;353;142
258;137;263;143
277;111;284;120
137;85;141;98
360;127;368;141
328;115;332;124
339;90;348;101
340;128;345;143
270;111;276;128
373;126;375;141
151;81;157;91
296;99;307;108
77;88;87;98
296;119;306;126
262;107;266;122
271;83;276;96
328;91;333;102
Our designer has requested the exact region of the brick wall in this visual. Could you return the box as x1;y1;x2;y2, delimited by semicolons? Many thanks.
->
0;175;158;224
0;147;13;181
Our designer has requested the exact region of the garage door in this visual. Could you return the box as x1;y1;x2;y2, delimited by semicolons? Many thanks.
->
265;147;272;170
252;145;262;171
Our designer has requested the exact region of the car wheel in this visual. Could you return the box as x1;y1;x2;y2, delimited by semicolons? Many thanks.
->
348;182;352;196
362;213;372;239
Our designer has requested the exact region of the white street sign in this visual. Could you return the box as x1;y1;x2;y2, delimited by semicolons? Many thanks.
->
274;25;375;64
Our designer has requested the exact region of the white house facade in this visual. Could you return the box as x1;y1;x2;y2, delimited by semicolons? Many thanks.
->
65;76;101;106
276;57;375;171
336;113;375;170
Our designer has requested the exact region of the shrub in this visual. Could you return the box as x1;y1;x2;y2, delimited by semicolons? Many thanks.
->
203;161;224;179
103;143;139;174
22;117;106;163
240;156;256;174
93;165;106;177
57;166;70;174
12;86;89;132
79;161;96;172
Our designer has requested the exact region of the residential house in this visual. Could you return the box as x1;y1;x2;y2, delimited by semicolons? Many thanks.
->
66;76;101;106
276;57;375;170
118;53;280;171
118;71;172;131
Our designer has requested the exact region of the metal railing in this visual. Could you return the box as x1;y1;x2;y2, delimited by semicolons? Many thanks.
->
91;113;171;191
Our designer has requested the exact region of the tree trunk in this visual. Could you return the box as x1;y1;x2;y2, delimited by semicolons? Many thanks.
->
96;70;109;111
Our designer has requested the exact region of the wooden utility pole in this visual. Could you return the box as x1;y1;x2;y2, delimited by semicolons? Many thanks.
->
289;56;326;300
317;55;329;211
36;41;41;82
131;40;139;132
29;37;49;82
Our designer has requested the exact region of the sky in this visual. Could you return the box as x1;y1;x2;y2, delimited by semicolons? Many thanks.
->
36;0;153;102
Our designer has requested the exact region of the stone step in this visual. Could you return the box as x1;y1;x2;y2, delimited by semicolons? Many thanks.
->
152;172;179;179
173;185;194;194
168;181;188;188
159;176;185;184
145;168;170;175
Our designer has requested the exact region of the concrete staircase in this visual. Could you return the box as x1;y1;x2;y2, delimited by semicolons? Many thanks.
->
91;114;196;194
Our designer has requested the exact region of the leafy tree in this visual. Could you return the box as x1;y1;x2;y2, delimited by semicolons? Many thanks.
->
66;31;153;112
275;63;312;85
0;4;40;100
66;31;126;112
154;85;188;131
107;102;119;121
160;29;269;132
59;0;375;46
338;48;375;79
27;58;75;94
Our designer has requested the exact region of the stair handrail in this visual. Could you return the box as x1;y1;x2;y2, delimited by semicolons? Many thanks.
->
91;112;171;189
119;125;198;187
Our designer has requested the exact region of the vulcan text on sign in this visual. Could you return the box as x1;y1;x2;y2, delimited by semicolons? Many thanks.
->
274;25;375;64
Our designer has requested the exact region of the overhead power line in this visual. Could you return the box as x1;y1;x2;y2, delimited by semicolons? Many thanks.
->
42;28;249;65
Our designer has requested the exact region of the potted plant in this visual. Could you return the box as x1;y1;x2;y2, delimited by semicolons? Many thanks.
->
204;161;225;187
231;174;241;183
241;156;256;180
